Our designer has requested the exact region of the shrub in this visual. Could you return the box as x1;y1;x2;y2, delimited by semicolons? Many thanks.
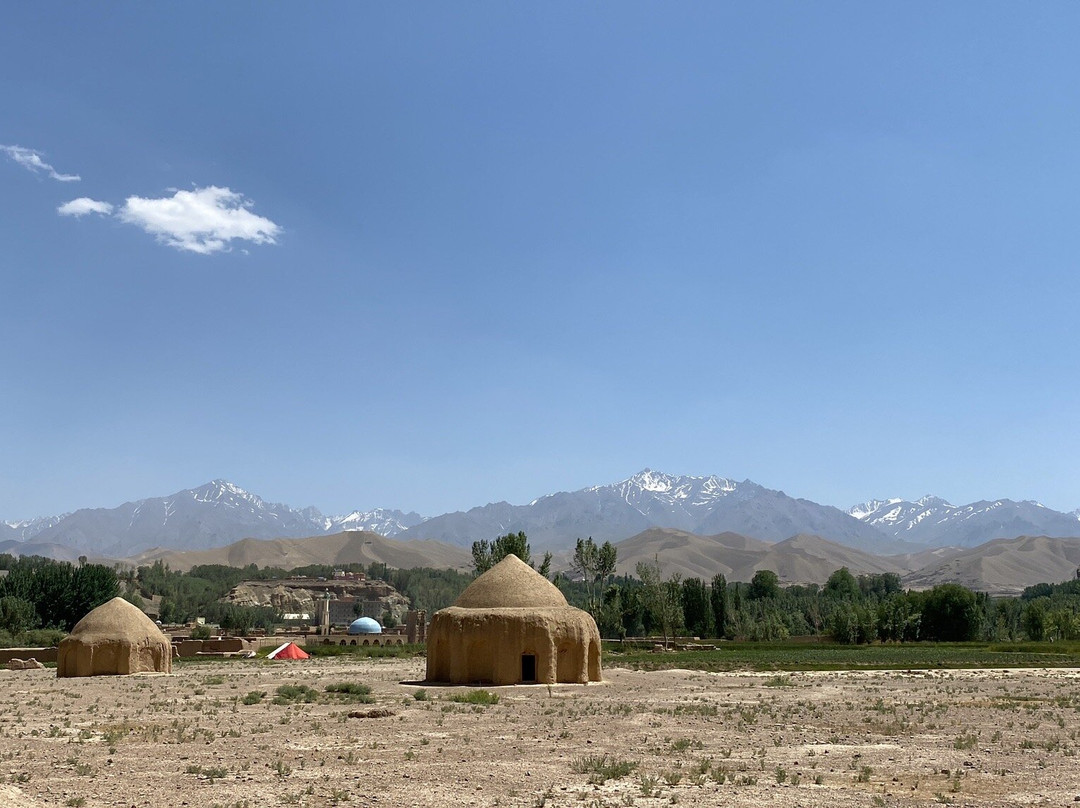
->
273;685;319;704
570;754;638;784
325;682;374;703
448;690;499;706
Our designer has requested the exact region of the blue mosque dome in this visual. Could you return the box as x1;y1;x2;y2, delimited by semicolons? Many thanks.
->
348;616;383;635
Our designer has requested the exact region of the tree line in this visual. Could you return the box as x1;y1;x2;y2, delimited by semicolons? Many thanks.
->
4;535;1079;647
0;554;119;638
464;534;1080;645
582;565;1080;644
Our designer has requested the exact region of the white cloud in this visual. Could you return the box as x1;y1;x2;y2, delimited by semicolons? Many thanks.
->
1;144;80;182
57;197;114;217
116;186;281;254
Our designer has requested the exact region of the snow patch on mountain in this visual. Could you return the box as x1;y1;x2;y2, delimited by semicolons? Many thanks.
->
326;508;425;537
0;515;66;541
590;468;740;520
850;495;1080;547
848;499;901;521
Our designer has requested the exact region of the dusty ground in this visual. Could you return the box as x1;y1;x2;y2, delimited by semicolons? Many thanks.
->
2;658;1080;807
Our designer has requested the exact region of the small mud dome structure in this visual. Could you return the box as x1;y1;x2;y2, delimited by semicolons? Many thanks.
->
57;597;172;678
426;555;601;685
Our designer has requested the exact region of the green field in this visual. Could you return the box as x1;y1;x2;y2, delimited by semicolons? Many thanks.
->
173;638;1080;672
602;639;1080;672
301;642;426;659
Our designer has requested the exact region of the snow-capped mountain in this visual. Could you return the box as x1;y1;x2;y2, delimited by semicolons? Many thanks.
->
848;496;954;533
849;495;1080;548
2;481;424;558
7;472;1080;562
589;468;739;523
398;469;896;553
325;508;425;537
0;515;66;542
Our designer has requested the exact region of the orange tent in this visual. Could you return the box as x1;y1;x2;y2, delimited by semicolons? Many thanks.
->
267;642;309;660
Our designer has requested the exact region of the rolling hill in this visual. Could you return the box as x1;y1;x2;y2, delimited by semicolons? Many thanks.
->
900;535;1080;595
613;528;907;583
113;527;1080;594
132;531;472;574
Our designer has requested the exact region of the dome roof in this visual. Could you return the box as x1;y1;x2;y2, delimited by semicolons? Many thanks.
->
347;616;382;635
454;554;568;609
67;597;165;644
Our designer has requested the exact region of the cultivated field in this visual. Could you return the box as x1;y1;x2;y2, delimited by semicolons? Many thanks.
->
2;657;1080;807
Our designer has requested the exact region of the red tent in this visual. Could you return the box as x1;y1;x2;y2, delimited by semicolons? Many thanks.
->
268;642;309;660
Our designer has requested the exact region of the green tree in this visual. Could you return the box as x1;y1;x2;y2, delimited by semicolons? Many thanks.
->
0;596;37;638
618;583;647;637
471;531;551;578
993;597;1022;641
876;593;921;642
636;557;683;647
920;584;981;642
710;573;729;639
747;569;780;601
824;567;860;600
121;588;146;612
0;556;118;631
858;572;902;598
570;537;617;615
1023;598;1049;641
1049;608;1080;641
680;577;711;638
595;585;625;639
471;531;530;573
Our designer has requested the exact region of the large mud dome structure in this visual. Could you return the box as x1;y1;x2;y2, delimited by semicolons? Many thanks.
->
57;596;172;678
426;554;601;685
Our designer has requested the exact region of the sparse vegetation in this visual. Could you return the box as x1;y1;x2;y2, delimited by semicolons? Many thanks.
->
571;754;639;784
448;690;500;706
324;682;374;703
272;685;319;705
605;639;1080;672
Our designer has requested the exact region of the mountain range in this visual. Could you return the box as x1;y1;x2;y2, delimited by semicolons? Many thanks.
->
0;481;421;558
848;496;1080;547
133;527;1080;596
3;471;1080;565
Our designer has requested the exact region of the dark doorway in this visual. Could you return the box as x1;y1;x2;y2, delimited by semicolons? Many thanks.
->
521;653;537;683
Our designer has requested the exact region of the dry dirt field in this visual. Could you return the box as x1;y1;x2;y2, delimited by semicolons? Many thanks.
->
2;658;1080;807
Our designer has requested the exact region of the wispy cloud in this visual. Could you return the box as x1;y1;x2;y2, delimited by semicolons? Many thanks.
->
116;186;281;254
57;197;114;217
1;144;80;182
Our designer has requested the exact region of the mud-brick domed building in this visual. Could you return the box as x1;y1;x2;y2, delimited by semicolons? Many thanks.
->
57;597;172;678
426;554;601;685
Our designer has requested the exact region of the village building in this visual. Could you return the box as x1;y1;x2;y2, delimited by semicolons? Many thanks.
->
348;616;382;635
57;596;172;677
426;554;601;685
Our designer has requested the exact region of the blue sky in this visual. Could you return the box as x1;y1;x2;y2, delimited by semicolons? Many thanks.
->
3;4;1080;519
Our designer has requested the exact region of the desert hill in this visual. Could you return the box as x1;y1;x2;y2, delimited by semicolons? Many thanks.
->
901;535;1080;595
614;528;771;580
119;527;1080;595
0;538;92;564
739;533;907;584
613;528;907;584
132;530;472;574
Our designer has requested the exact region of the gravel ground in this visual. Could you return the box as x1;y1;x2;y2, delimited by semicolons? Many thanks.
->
2;658;1080;807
